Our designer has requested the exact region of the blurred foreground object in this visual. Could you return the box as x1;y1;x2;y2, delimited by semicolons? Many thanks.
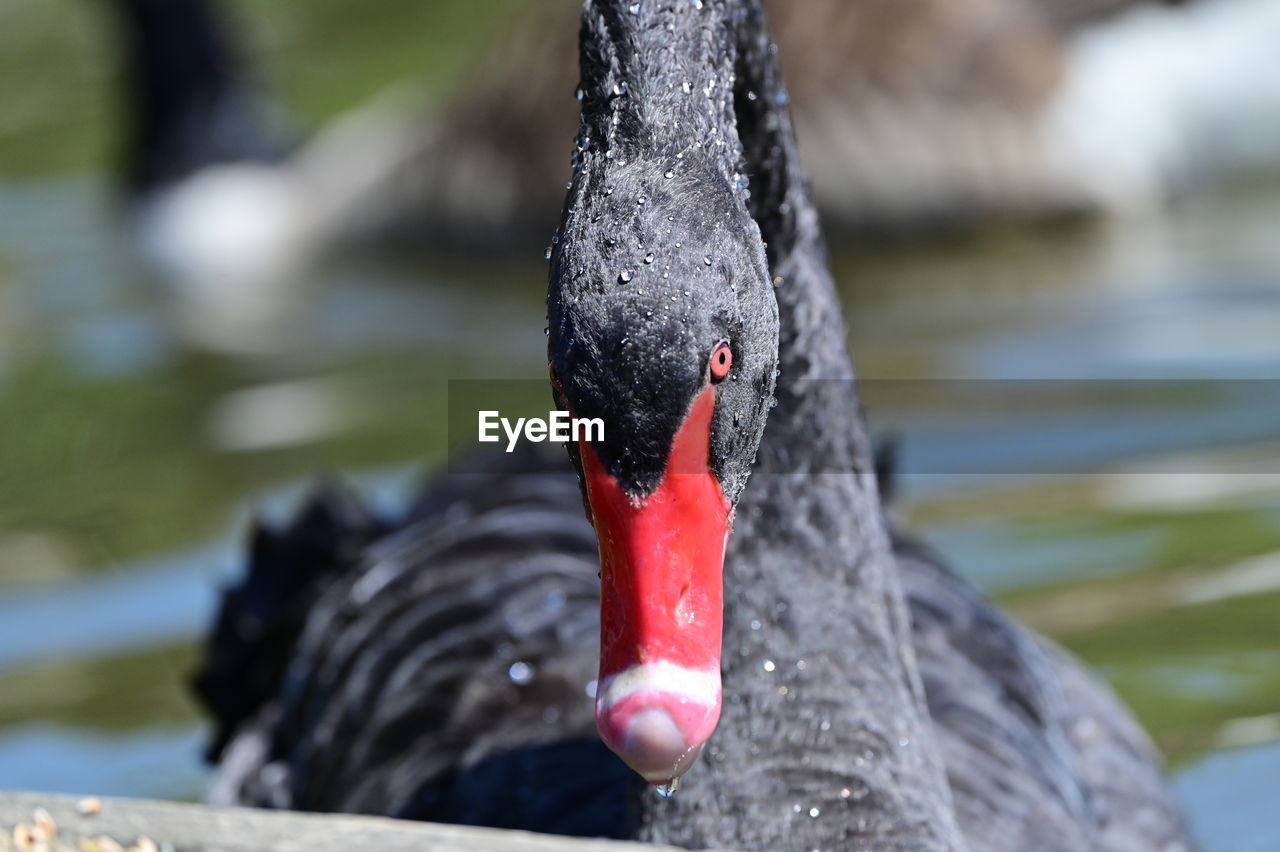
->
0;791;666;852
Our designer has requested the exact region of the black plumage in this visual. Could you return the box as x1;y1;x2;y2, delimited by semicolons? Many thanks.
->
197;2;1193;849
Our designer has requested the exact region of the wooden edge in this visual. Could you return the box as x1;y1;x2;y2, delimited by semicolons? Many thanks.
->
0;791;686;852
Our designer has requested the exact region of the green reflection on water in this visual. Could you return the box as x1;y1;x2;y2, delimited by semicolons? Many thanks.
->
936;486;1280;766
0;350;458;580
1061;590;1280;765
0;0;522;177
0;643;200;733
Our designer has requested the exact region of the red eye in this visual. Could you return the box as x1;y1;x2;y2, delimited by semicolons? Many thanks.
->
549;364;565;395
709;342;732;381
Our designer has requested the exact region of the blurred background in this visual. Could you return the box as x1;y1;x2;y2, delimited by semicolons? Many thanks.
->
0;0;1279;849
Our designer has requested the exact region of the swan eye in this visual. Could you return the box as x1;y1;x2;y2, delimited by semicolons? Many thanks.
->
709;342;732;382
549;364;565;395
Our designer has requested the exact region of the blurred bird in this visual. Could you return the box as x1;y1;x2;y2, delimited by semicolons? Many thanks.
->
340;0;1280;247
1046;0;1280;208
112;0;306;354
112;0;1280;323
110;0;431;355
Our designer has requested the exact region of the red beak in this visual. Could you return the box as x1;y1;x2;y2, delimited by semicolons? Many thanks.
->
578;385;730;785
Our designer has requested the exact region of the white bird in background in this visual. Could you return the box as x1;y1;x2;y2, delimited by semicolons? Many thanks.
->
1046;0;1280;209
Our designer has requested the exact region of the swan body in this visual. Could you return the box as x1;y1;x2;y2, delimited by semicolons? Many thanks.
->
197;2;1195;849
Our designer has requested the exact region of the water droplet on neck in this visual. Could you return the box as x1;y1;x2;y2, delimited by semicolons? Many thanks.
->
655;777;681;797
508;661;534;684
643;253;654;264
703;256;712;266
629;1;641;12
619;269;633;283
612;80;629;97
544;246;552;260
664;169;675;179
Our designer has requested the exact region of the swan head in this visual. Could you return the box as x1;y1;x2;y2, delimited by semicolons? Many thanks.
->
547;153;778;786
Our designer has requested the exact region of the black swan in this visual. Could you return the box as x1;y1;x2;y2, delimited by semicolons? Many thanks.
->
110;0;421;354
110;0;302;353
196;1;1194;849
113;0;284;207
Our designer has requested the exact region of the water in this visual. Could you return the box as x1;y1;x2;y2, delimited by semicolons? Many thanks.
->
0;8;1278;851
5;177;1278;845
1176;739;1280;852
655;778;680;798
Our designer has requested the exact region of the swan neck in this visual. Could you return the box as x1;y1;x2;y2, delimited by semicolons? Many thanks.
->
729;1;867;477
576;0;744;181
